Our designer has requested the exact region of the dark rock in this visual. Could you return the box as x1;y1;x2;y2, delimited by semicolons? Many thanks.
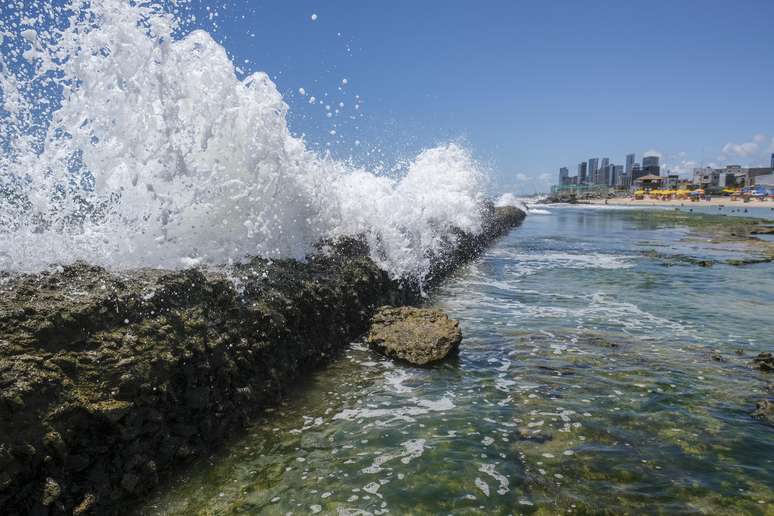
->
42;431;67;461
753;352;773;372
73;493;96;515
752;399;773;425
41;477;61;506
367;306;462;365
120;473;139;493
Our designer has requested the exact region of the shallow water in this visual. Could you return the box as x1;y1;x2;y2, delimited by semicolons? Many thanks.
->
141;208;774;515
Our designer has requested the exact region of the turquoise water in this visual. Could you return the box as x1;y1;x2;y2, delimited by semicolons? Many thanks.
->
142;207;774;515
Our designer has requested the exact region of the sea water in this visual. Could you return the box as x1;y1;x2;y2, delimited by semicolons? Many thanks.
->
141;207;774;515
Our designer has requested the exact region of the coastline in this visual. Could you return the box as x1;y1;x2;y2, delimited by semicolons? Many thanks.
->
586;197;774;209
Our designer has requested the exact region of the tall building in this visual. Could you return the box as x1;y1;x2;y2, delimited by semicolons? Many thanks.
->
642;155;660;176
588;158;599;184
625;154;635;175
559;167;569;185
602;165;612;186
600;158;610;170
578;162;587;183
631;163;644;182
771;153;774;169
612;165;623;187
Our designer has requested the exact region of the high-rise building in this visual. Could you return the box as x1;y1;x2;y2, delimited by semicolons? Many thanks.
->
625;154;635;175
642;155;660;176
771;153;774;169
559;167;569;185
612;165;623;187
631;163;644;182
601;158;610;170
578;162;587;183
588;158;599;184
601;165;612;186
616;168;630;189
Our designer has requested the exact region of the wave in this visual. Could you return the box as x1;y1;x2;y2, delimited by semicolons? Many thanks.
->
0;1;487;280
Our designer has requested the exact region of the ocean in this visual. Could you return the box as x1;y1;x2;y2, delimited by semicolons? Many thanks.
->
141;205;774;515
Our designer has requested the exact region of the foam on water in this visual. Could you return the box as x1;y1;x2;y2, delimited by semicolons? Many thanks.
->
332;396;455;423
488;250;635;278
0;0;486;280
494;192;528;212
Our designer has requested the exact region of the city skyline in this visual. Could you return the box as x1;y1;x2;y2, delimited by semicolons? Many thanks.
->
557;150;774;192
558;151;662;189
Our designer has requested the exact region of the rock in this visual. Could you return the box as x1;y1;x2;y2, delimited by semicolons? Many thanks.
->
41;477;61;506
73;494;96;515
752;352;773;372
42;431;66;461
752;399;773;425
366;306;462;365
120;473;140;493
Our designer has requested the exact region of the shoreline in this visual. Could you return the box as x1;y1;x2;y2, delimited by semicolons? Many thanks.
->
586;197;774;209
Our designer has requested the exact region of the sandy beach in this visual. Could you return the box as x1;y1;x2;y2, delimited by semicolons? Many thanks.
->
588;197;774;208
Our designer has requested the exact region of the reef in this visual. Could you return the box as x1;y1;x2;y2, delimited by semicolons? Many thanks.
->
0;205;524;515
629;211;774;267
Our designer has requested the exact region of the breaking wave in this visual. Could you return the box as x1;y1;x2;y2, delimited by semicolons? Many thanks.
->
0;0;487;280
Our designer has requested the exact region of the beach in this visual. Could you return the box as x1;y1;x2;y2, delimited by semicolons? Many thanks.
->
589;197;774;208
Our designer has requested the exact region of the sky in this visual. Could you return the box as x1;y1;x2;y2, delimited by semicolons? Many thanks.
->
13;0;774;194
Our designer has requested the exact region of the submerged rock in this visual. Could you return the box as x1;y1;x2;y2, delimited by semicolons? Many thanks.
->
752;399;773;425
753;352;773;372
366;306;462;365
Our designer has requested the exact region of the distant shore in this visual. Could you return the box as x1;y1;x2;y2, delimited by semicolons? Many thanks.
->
587;197;774;209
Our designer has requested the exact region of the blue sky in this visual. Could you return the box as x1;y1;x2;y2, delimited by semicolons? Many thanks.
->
109;1;774;192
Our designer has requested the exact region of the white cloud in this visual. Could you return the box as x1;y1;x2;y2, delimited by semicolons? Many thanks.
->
720;133;774;160
665;158;699;176
722;141;759;157
515;173;528;182
643;149;662;159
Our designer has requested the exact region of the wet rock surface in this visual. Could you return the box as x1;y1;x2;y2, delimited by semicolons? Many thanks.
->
752;399;774;425
366;306;462;365
0;206;524;515
752;352;773;372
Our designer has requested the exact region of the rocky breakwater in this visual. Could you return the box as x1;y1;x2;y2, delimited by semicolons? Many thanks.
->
0;204;525;515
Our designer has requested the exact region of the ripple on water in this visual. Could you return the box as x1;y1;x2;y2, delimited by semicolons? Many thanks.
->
141;209;774;515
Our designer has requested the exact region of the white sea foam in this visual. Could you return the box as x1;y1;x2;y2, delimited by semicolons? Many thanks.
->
0;1;486;280
332;397;454;423
361;439;426;474
478;464;510;495
499;250;634;276
494;192;528;212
